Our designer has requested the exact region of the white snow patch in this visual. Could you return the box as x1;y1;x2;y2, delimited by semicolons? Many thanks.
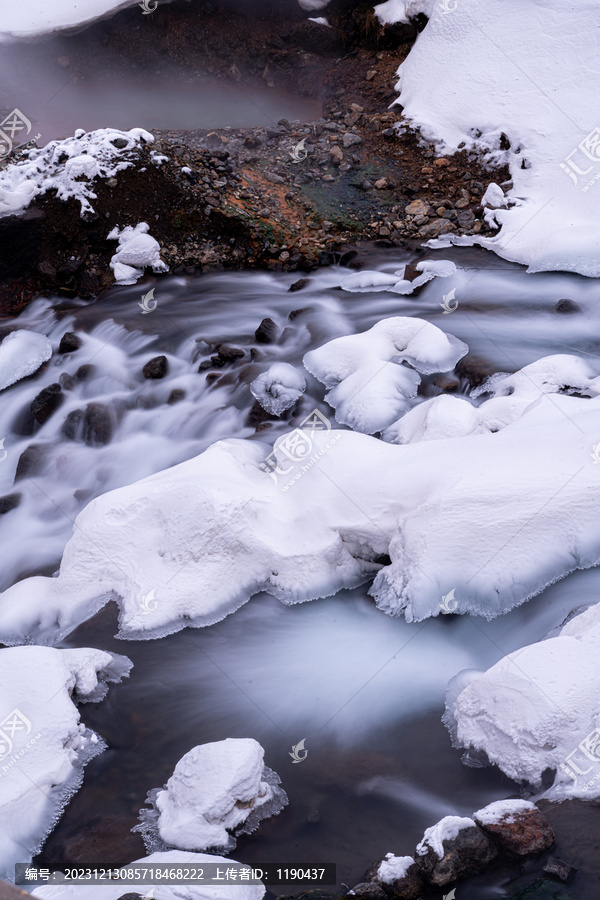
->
340;260;456;295
0;127;153;219
473;799;537;826
374;0;435;26
308;17;331;26
0;646;131;880
250;363;306;415
0;330;52;392
108;222;168;285
298;0;330;10
377;853;415;883
416;815;476;858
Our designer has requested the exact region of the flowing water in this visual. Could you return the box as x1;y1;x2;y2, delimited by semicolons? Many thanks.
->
0;246;597;896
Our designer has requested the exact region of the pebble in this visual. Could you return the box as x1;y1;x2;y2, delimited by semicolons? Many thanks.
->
343;132;363;148
405;199;430;217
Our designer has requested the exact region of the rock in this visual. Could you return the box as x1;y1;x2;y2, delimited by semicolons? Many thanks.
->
415;820;497;887
75;364;95;381
349;884;387;900
555;298;580;313
111;138;128;149
259;208;271;217
38;260;57;278
457;210;476;229
58;332;82;354
433;374;460;392
330;146;343;166
216;345;245;363
15;444;46;480
372;855;424;900
360;179;373;191
83;403;113;446
265;172;285;184
319;251;336;266
404;199;429;217
142;356;169;379
167;389;186;405
246;400;274;427
366;69;377;81
474;801;554;859
434;157;450;167
343;132;363;148
31;383;63;424
374;178;389;189
340;250;358;266
455;355;497;388
289;278;310;292
58;372;75;391
61;408;83;441
116;894;144;900
0;493;21;514
543;856;577;882
255;317;278;344
418;219;456;237
403;263;421;282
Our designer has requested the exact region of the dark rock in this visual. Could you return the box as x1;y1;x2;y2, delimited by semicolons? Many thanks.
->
475;804;554;859
555;298;580;314
142;355;169;379
289;278;310;292
58;332;82;354
543;856;577;882
38;260;57;278
61;408;83;441
455;355;497;388
83;403;113;446
216;345;245;362
111;138;128;149
79;270;101;297
31;383;64;424
255;317;278;344
199;359;215;371
246;400;275;427
0;492;21;514
457;210;476;229
381;866;423;900
339;250;358;267
116;895;144;900
15;443;46;480
167;389;186;405
75;364;95;381
59;372;76;391
403;263;421;282
288;307;312;321
348;884;387;900
415;824;498;887
433;374;460;392
318;251;336;267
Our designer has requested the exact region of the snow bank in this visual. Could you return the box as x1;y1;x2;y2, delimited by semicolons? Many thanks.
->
379;0;600;276
0;383;599;640
33;851;265;900
377;854;415;883
137;738;287;853
416;816;476;858
108;222;168;285
0;329;52;392
0;127;153;219
0;646;132;880
446;603;600;798
0;0;143;40
303;316;468;433
250;363;306;415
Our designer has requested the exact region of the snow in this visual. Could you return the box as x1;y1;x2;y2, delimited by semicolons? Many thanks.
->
377;854;415;883
416;815;476;859
378;0;600;276
382;394;486;444
0;329;52;392
308;17;331;26
0;0;145;39
303;316;468;432
340;260;456;295
0;646;132;880
0;127;153;219
108;222;168;284
33;851;265;900
446;602;600;798
297;0;330;10
1;378;600;640
250;363;306;415
473;799;537;827
137;738;287;853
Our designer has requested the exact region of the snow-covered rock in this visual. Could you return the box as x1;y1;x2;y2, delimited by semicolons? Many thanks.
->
377;853;415;883
340;260;456;295
0;127;153;219
0;329;52;392
416;816;476;859
250;363;306;415
0;646;132;880
445;602;600;799
378;0;600;277
303;316;468;432
33;850;265;900
0;383;599;641
382;394;487;444
136;738;287;853
108;222;168;285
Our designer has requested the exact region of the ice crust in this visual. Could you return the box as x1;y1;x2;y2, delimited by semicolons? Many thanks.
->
0;329;52;392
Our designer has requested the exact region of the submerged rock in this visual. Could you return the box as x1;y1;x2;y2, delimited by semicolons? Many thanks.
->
255;317;278;344
58;332;82;354
31;383;64;424
142;355;169;379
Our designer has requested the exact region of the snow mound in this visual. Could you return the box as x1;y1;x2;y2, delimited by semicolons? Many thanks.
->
382;394;486;444
0;383;599;640
136;738;287;853
377;854;415;883
0;646;132;880
473;799;537;827
303;316;468;432
250;363;306;415
108;222;168;285
298;0;330;10
416;816;476;859
33;850;265;900
340;260;456;295
445;603;600;799
379;0;600;276
0;329;52;392
0;127;153;219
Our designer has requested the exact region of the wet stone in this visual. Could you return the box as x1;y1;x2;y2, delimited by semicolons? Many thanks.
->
15;443;46;480
167;389;186;404
0;492;21;514
83;403;113;446
216;345;245;362
58;332;82;354
61;408;83;441
555;298;580;313
349;884;387;900
255;317;278;344
289;278;310;292
543;856;578;882
75;364;96;381
142;355;169;379
31;383;64;424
